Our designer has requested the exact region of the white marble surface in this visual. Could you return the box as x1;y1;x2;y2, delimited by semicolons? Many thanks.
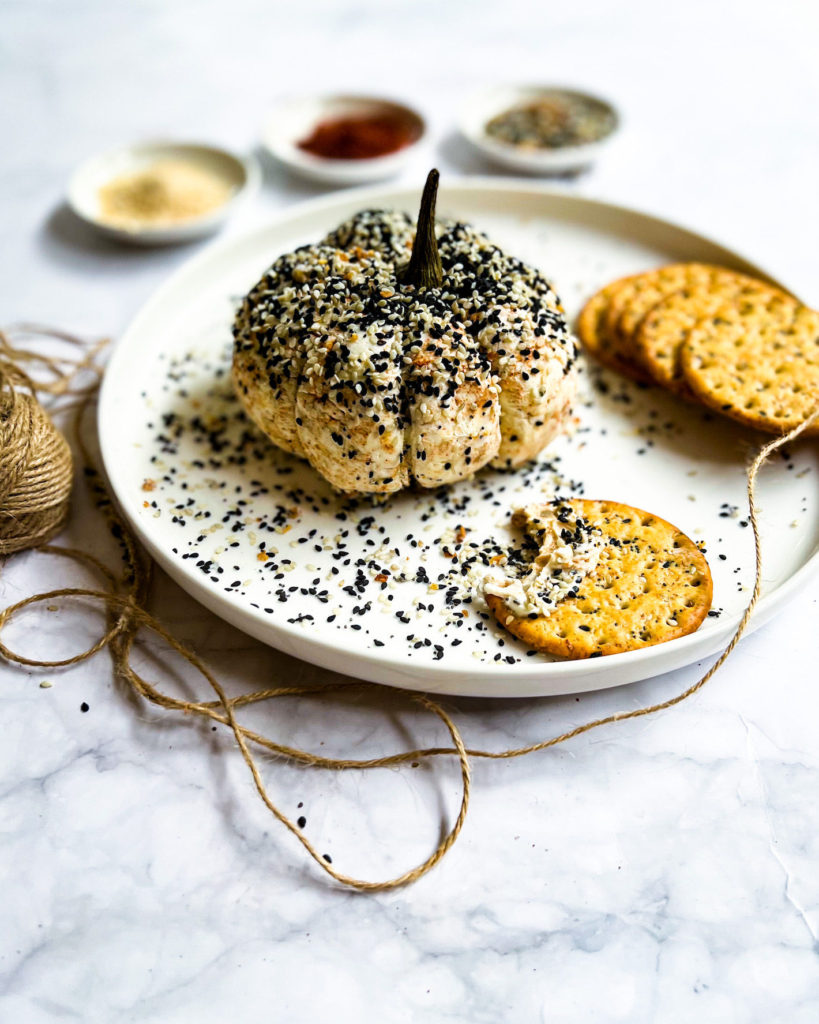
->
2;1;819;1021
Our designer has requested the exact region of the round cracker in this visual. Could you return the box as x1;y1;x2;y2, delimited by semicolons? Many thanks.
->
486;499;712;659
575;278;653;384
679;296;819;436
606;263;722;361
633;273;783;395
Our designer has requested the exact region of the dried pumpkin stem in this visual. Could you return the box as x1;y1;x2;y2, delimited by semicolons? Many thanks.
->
398;169;443;290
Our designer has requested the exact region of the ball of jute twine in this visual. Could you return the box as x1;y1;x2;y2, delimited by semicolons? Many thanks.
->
0;327;107;555
0;326;817;891
0;361;73;555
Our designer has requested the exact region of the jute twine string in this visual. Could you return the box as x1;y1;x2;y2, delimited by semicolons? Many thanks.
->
0;328;817;891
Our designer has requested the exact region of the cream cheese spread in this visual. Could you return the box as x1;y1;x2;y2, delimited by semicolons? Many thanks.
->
481;503;603;618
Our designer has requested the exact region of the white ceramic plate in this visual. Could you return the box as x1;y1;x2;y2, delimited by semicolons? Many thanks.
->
262;94;426;185
99;180;819;697
460;86;620;174
68;141;260;245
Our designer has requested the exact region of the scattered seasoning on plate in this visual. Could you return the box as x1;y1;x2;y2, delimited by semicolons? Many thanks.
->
485;93;615;150
98;160;235;230
297;113;420;160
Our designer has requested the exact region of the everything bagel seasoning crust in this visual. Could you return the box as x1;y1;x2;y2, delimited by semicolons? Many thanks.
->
232;177;578;495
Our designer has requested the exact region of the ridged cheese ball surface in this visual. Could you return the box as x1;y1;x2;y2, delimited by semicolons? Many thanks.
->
232;209;578;494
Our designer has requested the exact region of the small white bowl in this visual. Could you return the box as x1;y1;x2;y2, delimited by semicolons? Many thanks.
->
459;85;620;175
262;94;426;186
67;141;260;245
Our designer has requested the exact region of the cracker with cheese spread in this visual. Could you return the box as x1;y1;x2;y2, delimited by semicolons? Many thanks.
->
485;499;712;659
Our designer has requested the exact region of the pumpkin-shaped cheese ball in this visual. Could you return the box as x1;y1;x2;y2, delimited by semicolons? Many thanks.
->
233;171;578;494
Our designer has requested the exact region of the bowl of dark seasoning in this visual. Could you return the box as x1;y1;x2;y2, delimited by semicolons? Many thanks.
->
460;86;620;174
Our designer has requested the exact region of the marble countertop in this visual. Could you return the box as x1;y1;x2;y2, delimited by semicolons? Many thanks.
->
2;1;818;1021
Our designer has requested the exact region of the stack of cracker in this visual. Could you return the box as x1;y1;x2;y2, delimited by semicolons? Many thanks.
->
578;263;819;437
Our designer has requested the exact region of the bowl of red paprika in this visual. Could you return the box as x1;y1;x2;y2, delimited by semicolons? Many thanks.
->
262;94;427;185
